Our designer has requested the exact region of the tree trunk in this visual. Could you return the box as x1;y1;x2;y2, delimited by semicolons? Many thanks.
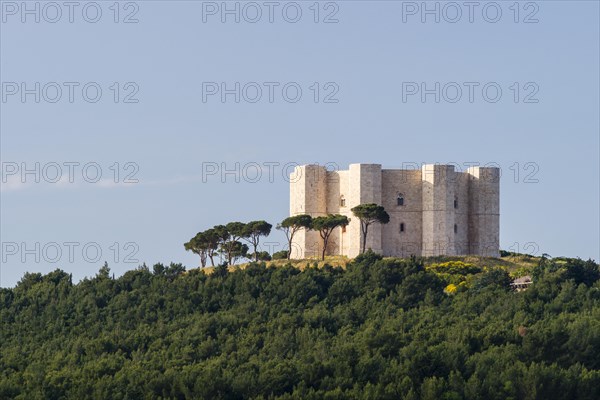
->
361;223;369;254
321;231;330;260
287;230;294;259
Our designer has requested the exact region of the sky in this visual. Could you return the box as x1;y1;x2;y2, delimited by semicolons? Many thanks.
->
1;0;599;287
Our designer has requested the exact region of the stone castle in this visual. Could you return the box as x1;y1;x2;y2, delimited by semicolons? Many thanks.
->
289;164;499;259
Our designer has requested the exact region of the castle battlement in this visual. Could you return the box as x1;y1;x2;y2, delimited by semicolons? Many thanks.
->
290;163;499;259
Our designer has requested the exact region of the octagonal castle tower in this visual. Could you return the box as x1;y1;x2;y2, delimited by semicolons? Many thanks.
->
289;163;499;259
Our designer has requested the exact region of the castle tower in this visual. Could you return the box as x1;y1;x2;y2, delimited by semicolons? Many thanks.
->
346;164;383;257
289;165;327;258
467;166;500;257
421;164;457;256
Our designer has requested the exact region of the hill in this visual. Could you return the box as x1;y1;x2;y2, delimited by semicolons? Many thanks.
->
0;253;598;399
198;252;539;277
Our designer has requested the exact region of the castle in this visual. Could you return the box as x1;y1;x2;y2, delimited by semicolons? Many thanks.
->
289;164;500;259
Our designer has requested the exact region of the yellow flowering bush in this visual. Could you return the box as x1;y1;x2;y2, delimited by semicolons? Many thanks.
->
444;284;458;294
427;261;482;275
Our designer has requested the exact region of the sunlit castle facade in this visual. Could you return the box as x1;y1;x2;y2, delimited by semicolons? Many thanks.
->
289;163;499;259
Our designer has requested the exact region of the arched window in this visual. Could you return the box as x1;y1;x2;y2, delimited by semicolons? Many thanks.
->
454;196;458;209
397;193;405;206
340;195;346;207
454;224;458;234
400;223;405;233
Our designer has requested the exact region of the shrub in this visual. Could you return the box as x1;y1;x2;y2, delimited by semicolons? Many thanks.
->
272;250;289;260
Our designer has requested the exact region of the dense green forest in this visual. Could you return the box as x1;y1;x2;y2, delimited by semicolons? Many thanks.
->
1;253;599;399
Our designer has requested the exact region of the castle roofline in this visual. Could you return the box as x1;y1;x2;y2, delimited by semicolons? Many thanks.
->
296;163;499;171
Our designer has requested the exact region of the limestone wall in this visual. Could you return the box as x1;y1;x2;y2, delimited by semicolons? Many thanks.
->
381;169;423;257
455;172;470;254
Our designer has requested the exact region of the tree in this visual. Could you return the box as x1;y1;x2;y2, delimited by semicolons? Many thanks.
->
184;233;207;267
184;231;209;267
310;214;350;260
565;258;600;286
272;250;288;260
472;268;512;291
277;215;313;259
223;222;248;265
351;203;390;254
219;241;249;265
184;229;221;267
203;228;222;266
250;251;272;262
209;225;230;265
243;221;272;261
220;222;247;265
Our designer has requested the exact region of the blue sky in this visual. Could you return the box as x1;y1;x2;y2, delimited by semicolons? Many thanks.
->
1;1;599;286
